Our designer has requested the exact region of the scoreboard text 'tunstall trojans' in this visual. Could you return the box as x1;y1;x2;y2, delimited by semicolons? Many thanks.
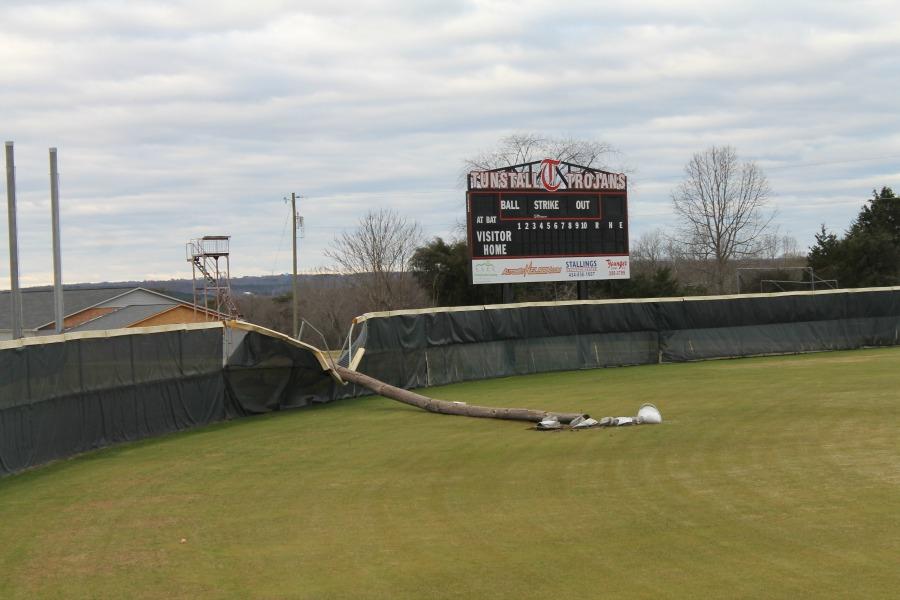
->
466;159;630;285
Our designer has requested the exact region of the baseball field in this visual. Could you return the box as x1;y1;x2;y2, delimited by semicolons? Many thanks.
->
1;347;898;599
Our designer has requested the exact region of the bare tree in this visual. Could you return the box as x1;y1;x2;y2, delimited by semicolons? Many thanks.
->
235;271;424;350
325;208;426;312
780;234;801;258
757;232;801;263
295;271;396;350
236;293;290;333
238;212;429;347
672;145;774;293
631;228;668;273
464;132;619;174
757;231;782;262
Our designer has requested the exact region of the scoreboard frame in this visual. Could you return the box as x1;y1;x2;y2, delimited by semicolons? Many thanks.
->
466;159;630;285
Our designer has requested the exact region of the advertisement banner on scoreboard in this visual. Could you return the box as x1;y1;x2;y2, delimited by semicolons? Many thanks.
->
471;256;630;285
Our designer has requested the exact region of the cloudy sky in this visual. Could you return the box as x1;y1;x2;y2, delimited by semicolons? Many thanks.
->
2;0;899;287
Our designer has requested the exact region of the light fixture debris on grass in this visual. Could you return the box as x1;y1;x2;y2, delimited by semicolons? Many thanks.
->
537;405;663;431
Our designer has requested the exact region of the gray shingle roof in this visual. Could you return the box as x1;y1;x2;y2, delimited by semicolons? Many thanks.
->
0;287;134;330
66;304;178;332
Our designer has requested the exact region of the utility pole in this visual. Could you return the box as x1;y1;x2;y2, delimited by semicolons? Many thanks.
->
50;148;64;333
577;280;588;300
282;192;305;338
5;141;22;340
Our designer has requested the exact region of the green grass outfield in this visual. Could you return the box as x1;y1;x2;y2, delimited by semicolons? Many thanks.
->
1;348;899;599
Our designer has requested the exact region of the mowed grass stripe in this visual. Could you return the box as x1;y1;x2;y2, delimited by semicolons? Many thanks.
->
0;347;898;599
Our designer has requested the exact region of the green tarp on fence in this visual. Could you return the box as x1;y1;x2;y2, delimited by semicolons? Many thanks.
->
349;288;900;389
0;323;338;476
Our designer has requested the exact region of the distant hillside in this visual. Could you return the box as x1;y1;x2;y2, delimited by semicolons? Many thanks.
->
24;274;343;298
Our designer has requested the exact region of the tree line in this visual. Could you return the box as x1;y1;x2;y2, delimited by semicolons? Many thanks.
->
239;134;898;345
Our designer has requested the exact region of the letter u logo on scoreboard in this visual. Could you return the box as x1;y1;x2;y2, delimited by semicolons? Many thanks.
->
539;158;562;191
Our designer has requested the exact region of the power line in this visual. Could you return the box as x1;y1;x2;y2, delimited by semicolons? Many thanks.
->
270;212;290;276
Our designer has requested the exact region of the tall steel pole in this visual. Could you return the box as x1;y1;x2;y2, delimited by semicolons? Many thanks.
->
5;141;22;339
291;192;298;338
49;148;64;333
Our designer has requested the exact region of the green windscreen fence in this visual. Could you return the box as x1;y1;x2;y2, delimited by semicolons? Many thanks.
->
348;288;900;390
4;288;899;476
0;323;338;476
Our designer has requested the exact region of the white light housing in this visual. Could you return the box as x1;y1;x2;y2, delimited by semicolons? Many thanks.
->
637;403;662;424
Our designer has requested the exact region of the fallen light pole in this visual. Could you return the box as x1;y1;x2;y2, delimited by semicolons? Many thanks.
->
334;365;663;429
335;365;587;424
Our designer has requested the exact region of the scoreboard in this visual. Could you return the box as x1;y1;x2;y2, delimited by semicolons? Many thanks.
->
467;161;630;285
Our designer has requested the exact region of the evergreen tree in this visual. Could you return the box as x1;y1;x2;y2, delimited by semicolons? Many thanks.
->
808;187;900;287
591;266;685;299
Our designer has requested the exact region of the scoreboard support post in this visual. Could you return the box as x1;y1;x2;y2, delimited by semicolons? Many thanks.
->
577;280;588;300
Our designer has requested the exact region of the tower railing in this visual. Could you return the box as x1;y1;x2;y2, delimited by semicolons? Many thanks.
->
186;235;238;318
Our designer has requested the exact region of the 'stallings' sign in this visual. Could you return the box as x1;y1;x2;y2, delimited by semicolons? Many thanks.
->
467;159;630;285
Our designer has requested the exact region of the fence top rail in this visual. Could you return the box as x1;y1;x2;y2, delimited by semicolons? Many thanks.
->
0;321;224;351
351;286;900;324
0;320;342;382
226;320;340;379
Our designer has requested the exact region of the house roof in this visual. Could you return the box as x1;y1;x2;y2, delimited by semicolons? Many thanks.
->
0;287;134;330
1;286;232;333
66;304;180;332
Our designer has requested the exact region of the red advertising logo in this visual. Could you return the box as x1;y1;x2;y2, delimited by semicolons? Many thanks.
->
539;158;561;191
605;258;628;277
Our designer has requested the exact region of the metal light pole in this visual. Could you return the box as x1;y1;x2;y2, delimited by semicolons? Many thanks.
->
5;141;22;339
50;148;64;333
